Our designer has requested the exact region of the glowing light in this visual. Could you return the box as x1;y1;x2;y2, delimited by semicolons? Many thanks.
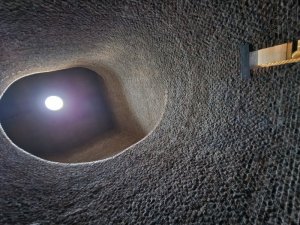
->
45;96;64;111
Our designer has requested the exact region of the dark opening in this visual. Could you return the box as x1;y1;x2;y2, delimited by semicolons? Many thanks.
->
0;67;116;159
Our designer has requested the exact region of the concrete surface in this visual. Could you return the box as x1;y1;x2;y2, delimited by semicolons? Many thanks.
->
0;1;299;224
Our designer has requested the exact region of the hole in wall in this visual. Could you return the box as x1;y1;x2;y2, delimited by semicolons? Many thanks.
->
0;67;152;163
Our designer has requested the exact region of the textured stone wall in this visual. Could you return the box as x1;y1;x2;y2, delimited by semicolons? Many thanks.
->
0;0;299;224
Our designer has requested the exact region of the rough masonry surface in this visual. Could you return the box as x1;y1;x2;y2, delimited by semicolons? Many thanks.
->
0;1;299;224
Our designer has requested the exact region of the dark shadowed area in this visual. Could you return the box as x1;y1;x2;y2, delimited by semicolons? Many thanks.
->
0;67;116;159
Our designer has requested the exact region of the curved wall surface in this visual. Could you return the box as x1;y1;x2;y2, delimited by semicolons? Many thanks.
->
0;65;166;163
0;1;299;224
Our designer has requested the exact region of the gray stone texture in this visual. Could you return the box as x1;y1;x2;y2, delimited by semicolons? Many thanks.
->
0;0;300;224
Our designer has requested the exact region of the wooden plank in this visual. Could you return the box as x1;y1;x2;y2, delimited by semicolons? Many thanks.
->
249;41;300;68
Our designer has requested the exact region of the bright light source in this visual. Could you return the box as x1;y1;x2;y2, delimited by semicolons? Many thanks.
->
45;96;64;111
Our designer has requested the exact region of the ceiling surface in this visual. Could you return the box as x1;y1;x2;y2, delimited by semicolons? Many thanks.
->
0;1;299;224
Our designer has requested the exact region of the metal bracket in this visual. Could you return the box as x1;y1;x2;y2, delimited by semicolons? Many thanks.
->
240;40;300;79
240;43;251;80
